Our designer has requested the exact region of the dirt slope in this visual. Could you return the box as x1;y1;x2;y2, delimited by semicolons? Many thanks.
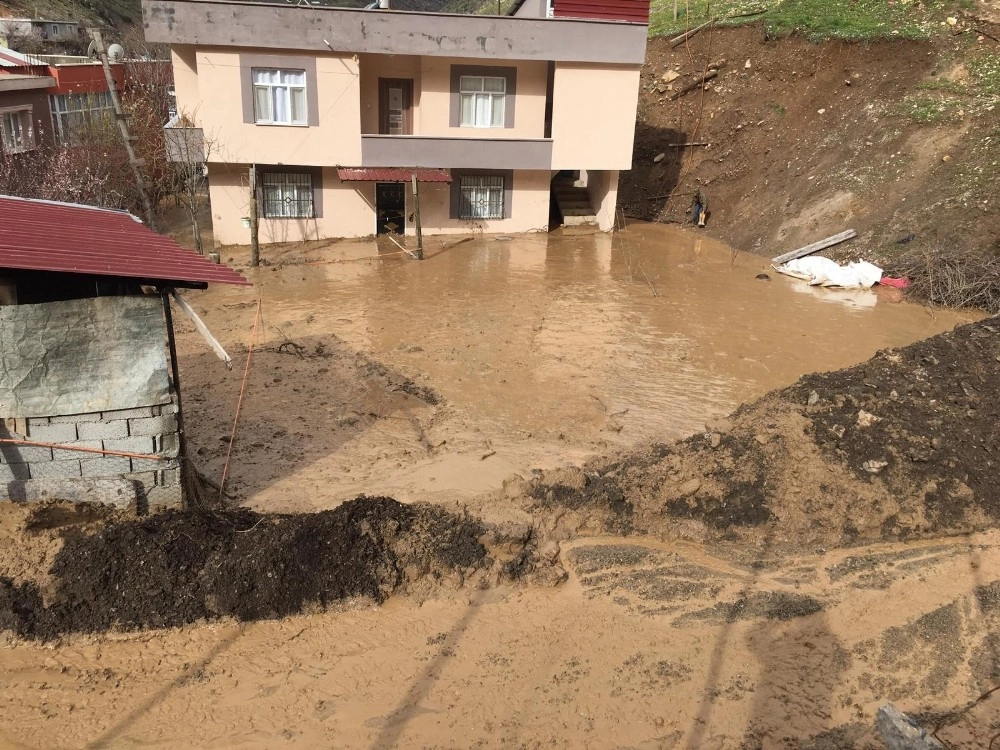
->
621;23;1000;267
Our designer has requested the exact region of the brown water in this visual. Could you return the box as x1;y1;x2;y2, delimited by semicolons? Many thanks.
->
191;223;978;508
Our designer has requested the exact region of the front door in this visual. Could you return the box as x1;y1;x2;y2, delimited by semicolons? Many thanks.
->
379;78;413;135
376;182;406;235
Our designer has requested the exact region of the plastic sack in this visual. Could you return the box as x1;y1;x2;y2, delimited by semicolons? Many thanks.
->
774;257;884;289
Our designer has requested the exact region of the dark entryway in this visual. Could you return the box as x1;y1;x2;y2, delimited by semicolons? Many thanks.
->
376;182;406;235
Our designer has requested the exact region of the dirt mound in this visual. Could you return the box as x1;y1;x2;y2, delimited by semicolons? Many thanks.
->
0;496;496;639
517;316;1000;559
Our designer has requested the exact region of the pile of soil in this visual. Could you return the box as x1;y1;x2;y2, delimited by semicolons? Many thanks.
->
517;316;1000;560
0;496;496;640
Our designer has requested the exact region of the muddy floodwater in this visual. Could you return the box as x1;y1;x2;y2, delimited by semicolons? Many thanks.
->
181;223;978;511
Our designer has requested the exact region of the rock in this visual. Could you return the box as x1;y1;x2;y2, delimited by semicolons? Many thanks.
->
661;69;680;83
539;540;561;563
707;418;732;434
678;478;702;496
876;704;945;749
857;410;881;428
807;390;820;406
710;433;721;448
754;434;770;445
817;108;826;115
863;459;888;474
744;59;752;69
755;273;771;281
653;152;666;163
503;475;529;499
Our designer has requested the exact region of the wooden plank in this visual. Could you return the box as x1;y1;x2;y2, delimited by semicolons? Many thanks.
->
669;17;716;48
669;69;719;100
771;229;858;265
170;290;233;368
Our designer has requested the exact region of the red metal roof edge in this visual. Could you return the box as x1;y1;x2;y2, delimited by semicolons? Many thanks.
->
337;167;453;183
0;195;251;287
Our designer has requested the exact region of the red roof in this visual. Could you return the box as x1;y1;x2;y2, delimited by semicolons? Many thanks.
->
337;168;452;183
554;0;649;23
0;196;250;287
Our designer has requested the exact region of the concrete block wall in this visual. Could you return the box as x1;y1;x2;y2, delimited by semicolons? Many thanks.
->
0;400;183;510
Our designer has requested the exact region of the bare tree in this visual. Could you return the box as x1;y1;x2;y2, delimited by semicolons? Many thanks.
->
164;111;212;253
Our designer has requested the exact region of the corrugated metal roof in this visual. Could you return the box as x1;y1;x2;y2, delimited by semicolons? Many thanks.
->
554;0;649;23
0;196;251;287
337;167;453;183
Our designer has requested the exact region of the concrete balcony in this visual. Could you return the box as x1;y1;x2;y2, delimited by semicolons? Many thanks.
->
361;135;553;170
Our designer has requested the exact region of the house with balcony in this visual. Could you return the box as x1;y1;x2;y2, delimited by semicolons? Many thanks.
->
144;0;648;245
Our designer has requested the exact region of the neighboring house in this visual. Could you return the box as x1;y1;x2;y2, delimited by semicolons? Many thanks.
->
0;48;171;143
0;72;54;155
0;195;249;511
0;18;80;47
144;0;649;244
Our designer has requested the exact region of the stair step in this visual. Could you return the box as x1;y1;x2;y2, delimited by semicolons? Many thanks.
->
563;215;598;226
562;208;597;216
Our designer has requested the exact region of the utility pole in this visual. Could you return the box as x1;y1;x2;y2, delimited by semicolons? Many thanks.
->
249;164;260;267
411;173;423;260
88;28;156;229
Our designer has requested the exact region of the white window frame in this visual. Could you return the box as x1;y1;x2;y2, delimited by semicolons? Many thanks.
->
261;171;315;219
49;91;114;143
0;107;35;154
459;75;506;128
252;68;308;126
459;175;504;220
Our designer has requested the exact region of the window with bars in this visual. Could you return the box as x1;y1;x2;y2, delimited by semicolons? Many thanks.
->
459;175;504;220
49;92;113;143
252;68;307;125
459;75;506;128
261;172;314;218
1;108;34;154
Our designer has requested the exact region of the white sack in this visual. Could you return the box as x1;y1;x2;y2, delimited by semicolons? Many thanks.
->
774;256;883;289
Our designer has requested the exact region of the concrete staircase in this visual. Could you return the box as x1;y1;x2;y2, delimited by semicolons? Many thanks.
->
552;179;597;227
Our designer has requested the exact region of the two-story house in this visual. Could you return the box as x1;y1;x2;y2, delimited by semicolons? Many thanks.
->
144;0;649;245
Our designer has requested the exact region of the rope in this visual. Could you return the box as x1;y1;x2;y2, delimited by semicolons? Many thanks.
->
0;437;169;461
218;295;262;503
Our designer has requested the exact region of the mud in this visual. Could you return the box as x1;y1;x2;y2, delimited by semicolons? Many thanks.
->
518;316;1000;558
0;497;504;640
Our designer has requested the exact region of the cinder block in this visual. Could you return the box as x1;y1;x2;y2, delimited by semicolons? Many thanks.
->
147;483;184;510
102;406;156;420
0;445;53;463
155;433;180;458
29;460;81;479
160;401;179;415
51;441;105;461
128;414;179;437
131;456;175;472
26;422;78;443
78;420;129;441
103;436;156;456
7;478;137;508
47;412;102;424
0;462;29;484
79;456;131;477
157;467;182;486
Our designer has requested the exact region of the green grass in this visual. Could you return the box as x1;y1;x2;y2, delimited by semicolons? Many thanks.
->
898;94;961;123
649;0;973;42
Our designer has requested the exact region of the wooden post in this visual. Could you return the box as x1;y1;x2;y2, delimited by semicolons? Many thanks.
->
249;164;260;267
160;290;195;509
88;28;156;230
673;0;678;21
771;229;858;265
411;174;424;260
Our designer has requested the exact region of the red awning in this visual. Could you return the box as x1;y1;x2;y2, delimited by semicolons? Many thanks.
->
337;168;452;183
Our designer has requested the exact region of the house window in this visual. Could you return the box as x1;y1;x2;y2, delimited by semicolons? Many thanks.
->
459;75;506;128
261;172;314;218
252;68;307;126
459;175;505;220
1;108;34;154
49;92;114;143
